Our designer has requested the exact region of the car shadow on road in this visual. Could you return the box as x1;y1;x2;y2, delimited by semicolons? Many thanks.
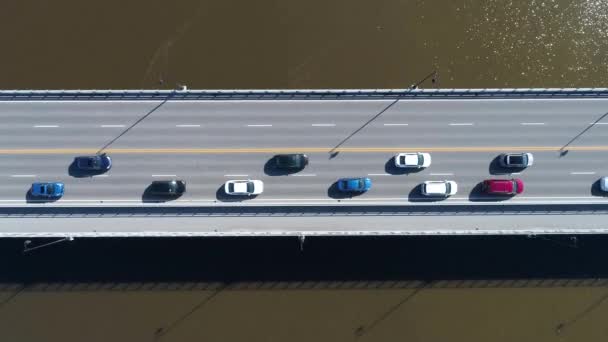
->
488;156;525;175
327;182;364;199
215;185;258;202
591;179;608;197
141;185;183;203
468;182;512;202
263;157;297;176
25;189;60;204
384;157;423;175
407;184;448;202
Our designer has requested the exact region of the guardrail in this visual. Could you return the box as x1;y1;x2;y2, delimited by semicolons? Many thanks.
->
2;203;608;217
1;88;608;101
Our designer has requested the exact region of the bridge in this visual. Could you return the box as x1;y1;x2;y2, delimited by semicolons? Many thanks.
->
1;88;608;237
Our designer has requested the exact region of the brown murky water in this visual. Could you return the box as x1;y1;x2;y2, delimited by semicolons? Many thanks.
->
0;0;606;89
1;1;608;341
0;282;607;342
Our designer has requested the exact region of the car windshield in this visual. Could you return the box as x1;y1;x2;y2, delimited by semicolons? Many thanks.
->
399;156;406;164
247;182;254;193
445;183;451;193
358;179;364;189
46;184;54;194
510;155;524;164
228;183;235;193
512;181;518;193
417;154;423;165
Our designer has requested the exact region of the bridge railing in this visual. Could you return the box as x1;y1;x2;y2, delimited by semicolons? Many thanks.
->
1;88;608;101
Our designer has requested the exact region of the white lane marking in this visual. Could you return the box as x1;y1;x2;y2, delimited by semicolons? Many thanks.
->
570;172;596;175
11;174;36;177
449;123;474;126
100;125;125;128
383;123;409;126
367;173;391;176
511;172;521;175
33;125;59;128
224;174;248;177
590;122;608;125
521;122;545;125
176;124;201;128
247;124;272;127
311;124;336;127
290;173;317;177
95;174;110;177
430;173;454;176
151;174;177;177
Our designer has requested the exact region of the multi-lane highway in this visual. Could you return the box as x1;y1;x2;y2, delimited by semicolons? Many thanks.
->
1;98;608;205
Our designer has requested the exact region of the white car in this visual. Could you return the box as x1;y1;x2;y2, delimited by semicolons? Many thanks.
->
224;180;264;195
395;152;431;168
601;177;608;192
499;153;534;168
421;180;457;196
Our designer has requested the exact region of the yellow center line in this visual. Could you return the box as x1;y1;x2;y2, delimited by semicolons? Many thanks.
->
0;146;606;154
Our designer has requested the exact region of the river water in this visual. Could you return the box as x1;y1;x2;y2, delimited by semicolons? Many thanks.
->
1;0;607;89
1;0;608;341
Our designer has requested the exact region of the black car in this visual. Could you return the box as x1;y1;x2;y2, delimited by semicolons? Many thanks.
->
149;180;186;196
275;154;309;170
75;154;112;171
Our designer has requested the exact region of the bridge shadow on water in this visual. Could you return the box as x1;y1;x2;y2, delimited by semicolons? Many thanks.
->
0;234;607;284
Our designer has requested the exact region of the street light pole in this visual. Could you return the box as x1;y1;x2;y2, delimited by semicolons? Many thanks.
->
23;236;74;253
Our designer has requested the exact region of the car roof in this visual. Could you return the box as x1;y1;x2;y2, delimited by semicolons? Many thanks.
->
425;181;447;193
486;179;513;192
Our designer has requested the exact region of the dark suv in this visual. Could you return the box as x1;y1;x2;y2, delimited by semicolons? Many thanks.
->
149;180;186;196
74;153;112;172
275;154;309;170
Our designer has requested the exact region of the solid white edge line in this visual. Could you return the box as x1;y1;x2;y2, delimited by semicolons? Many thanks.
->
247;124;272;127
449;123;474;126
383;123;409;126
176;124;201;127
10;175;36;177
521;122;545;125
33;125;59;128
311;124;336;127
151;174;177;177
100;125;125;128
570;172;596;175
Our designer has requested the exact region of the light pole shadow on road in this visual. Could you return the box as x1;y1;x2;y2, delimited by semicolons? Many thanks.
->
96;95;173;154
328;99;400;159
559;111;608;157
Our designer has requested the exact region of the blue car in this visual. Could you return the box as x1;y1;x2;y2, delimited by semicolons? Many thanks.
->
31;182;64;198
337;177;372;192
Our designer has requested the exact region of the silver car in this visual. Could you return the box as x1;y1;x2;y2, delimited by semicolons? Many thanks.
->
600;177;608;192
499;153;534;168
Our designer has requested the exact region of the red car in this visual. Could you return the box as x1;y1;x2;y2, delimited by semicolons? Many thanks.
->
482;179;524;195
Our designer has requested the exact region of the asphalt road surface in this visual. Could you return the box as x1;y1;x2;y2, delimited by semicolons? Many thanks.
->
1;98;608;205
